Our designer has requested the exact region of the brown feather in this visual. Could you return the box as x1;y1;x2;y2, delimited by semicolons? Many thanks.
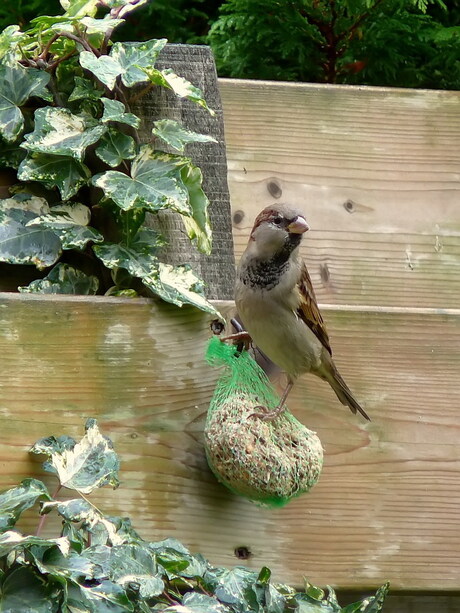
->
296;262;332;355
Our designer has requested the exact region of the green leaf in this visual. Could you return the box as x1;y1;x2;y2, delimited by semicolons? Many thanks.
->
109;39;167;87
26;202;103;250
93;146;190;214
0;479;51;533
0;64;51;142
30;418;120;494
152;119;217;152
19;263;99;295
21;107;107;161
68;76;104;102
0;567;57;612
95;129;137;167
144;262;221;317
0;208;61;269
144;68;214;114
204;566;259;609
79;51;122;91
60;0;99;18
180;163;212;254
18;153;91;200
347;582;389;613
0;139;26;169
101;98;140;128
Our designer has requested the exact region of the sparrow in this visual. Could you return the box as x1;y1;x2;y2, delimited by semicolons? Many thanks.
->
233;203;370;421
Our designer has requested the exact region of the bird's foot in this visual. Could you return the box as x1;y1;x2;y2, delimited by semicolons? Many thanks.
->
249;404;286;422
220;331;252;351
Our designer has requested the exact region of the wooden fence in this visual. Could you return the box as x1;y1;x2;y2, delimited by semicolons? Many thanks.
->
1;79;460;609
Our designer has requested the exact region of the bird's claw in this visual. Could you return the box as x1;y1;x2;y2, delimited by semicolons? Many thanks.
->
248;404;286;422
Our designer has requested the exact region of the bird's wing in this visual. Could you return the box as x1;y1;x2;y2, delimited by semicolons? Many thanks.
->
296;262;332;355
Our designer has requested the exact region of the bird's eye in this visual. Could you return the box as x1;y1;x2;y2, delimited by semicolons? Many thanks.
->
272;216;283;225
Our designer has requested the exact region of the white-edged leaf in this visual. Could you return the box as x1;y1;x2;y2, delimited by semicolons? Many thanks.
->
180;163;212;254
0;531;70;557
26;202;103;249
152;119;217;152
81;15;125;35
101;97;140;128
30;418;120;494
93;146;190;214
19;263;99;294
0;64;51;142
109;38;167;87
21;107;106;161
145;262;221;317
95;128;137;167
79;51;122;90
144;67;214;114
18;153;91;200
60;0;99;18
0;479;51;532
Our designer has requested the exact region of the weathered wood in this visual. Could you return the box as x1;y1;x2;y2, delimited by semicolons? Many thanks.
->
132;45;235;300
219;79;460;308
2;293;460;592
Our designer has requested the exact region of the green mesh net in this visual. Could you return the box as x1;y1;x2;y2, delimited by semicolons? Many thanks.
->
204;337;323;508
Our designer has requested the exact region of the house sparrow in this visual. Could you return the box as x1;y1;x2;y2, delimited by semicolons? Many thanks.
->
234;203;370;421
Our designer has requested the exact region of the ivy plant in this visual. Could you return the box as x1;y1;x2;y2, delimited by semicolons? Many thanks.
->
0;0;220;317
0;418;389;611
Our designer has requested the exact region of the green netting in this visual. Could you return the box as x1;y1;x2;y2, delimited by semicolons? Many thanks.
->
204;337;323;508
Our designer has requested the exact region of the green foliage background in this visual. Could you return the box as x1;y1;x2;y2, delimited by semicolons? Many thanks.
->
2;0;460;89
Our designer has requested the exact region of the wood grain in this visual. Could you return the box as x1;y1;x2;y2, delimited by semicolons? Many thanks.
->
1;293;460;592
219;79;460;308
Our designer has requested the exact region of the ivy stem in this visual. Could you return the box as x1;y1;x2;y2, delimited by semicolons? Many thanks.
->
35;483;62;537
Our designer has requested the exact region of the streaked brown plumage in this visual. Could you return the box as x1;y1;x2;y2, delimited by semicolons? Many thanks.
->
235;203;370;421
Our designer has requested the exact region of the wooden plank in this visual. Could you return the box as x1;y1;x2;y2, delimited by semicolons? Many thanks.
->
219;79;460;308
1;293;460;591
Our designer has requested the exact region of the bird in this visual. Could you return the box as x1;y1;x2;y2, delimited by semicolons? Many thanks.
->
233;203;370;422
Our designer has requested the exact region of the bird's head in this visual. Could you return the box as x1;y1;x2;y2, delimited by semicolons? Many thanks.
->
248;204;309;260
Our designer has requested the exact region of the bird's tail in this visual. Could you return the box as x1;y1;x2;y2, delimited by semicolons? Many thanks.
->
325;365;371;421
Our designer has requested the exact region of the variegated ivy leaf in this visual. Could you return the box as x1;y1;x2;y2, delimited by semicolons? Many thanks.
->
26;202;103;250
79;51;121;90
0;203;61;270
180;163;212;255
18;153;91;200
101;98;140;128
146;262;221;318
60;0;99;18
81;15;125;35
152;119;217;153
92;146;190;214
30;418;120;494
104;0;149;17
19;263;99;294
0;478;51;532
0;193;50;216
144;67;214;114
109;39;167;87
0;531;70;558
68;76;103;102
93;238;162;281
95;128;137;168
21;107;107;161
0;26;27;62
0;64;51;142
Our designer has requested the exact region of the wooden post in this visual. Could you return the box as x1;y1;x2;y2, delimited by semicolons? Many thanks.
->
132;44;235;300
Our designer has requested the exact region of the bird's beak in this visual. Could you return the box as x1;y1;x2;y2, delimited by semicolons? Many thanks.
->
287;216;309;234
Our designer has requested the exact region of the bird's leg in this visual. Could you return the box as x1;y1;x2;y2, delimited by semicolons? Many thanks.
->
250;379;294;422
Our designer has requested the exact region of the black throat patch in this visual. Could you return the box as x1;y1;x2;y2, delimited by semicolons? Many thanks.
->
240;234;301;290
